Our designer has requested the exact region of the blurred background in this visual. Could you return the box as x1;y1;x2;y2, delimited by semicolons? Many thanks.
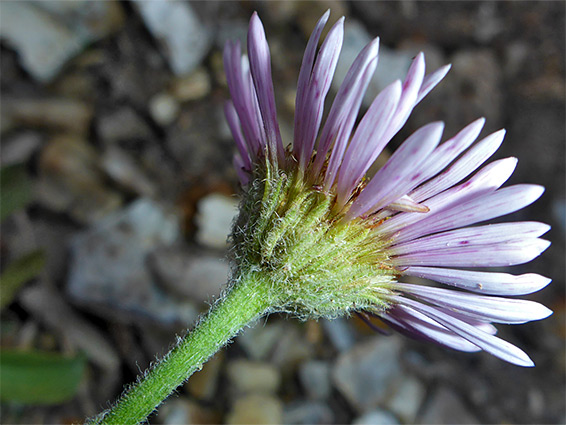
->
0;1;564;424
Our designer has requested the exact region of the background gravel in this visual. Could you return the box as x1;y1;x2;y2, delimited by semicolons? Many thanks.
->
1;1;564;424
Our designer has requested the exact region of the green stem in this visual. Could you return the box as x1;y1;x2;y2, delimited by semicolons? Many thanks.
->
88;273;276;425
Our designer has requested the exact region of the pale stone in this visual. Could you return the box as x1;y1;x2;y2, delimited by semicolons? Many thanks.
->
36;135;122;223
352;409;400;425
226;359;281;395
172;69;212;102
67;198;198;326
386;374;426;423
299;360;332;400
195;193;238;249
0;1;124;82
132;0;211;75
283;401;335;424
419;386;479;424
101;147;157;196
1;98;93;135
149;247;228;303
332;337;403;411
226;394;283;425
149;92;180;127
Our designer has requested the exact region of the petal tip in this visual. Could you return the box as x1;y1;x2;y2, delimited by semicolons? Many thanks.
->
541;305;554;320
497;128;507;137
369;37;380;52
520;358;536;368
531;184;546;199
428;120;446;133
249;12;265;37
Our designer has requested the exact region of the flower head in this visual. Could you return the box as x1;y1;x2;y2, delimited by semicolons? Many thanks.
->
223;11;552;366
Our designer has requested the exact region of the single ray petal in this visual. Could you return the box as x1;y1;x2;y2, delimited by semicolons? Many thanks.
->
403;267;553;295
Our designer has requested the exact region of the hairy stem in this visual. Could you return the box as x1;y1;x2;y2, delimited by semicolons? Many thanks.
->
88;273;275;425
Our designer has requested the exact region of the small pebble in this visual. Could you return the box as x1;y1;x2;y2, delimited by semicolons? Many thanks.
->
298;360;331;400
149;92;180;126
132;0;211;75
238;320;288;361
332;336;402;412
283;401;334;424
225;394;283;425
418;386;479;424
195;193;238;249
226;359;281;395
352;409;400;425
172;69;211;102
322;318;356;352
386;374;426;423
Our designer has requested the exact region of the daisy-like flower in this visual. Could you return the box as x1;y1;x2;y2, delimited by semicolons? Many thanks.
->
88;10;555;425
223;11;552;367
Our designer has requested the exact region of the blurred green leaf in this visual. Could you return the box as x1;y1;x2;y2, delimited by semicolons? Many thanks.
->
0;349;86;405
0;250;46;309
0;163;33;222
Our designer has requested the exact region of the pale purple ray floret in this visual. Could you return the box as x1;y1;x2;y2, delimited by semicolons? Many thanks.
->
223;11;552;366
